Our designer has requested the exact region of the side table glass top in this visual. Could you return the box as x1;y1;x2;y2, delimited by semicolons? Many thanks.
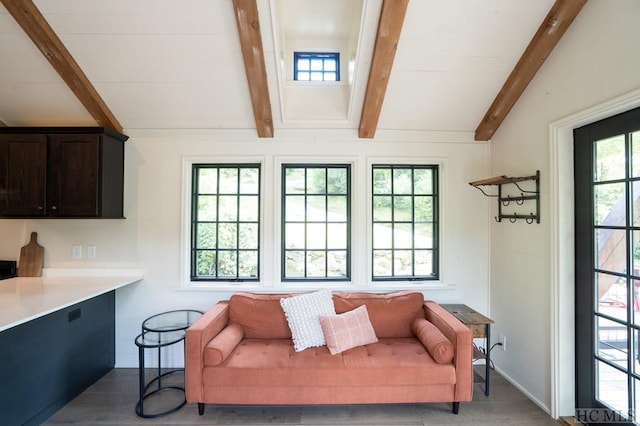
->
142;309;203;333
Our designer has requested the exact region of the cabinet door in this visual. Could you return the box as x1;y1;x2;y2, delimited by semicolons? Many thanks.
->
0;134;47;216
48;134;100;216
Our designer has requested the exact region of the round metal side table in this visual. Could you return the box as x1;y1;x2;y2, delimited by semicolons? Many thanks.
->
134;309;203;418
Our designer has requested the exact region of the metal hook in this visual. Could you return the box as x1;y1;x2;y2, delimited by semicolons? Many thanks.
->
501;197;511;207
526;216;534;224
516;195;525;205
509;217;517;223
494;216;501;223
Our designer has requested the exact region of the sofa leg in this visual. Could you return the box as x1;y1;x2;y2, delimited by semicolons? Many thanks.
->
198;403;205;415
452;402;460;414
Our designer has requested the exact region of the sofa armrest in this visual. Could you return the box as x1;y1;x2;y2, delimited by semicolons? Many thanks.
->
185;301;230;402
423;301;473;402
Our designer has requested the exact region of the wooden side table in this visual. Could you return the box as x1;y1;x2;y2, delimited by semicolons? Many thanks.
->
441;304;494;396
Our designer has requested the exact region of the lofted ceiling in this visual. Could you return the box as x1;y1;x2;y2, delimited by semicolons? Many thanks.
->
0;0;586;140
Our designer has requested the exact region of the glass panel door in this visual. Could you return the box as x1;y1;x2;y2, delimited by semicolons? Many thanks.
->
575;107;640;425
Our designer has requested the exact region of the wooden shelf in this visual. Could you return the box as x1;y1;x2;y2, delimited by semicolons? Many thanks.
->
469;170;540;224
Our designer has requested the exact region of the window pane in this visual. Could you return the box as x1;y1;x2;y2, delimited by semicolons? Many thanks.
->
328;168;347;193
414;196;433;222
328;251;347;277
307;169;326;194
238;251;258;278
297;58;309;71
311;72;323;81
298;72;309;80
413;169;433;194
394;250;413;276
219;168;238;193
196;223;216;248
239;195;258;221
596;360;628;413
393;169;413;194
324;60;336;71
394;223;412;248
198;169;217;193
373;250;392;276
197;195;217;221
414;250;433;275
414;223;433;248
238;223;258;249
373;196;392;221
285;223;305;249
596;316;627;370
324;72;336;81
595;135;626;182
285;196;305;221
196;251;216;276
240;168;259;194
285;251;305;277
373;223;391;249
218;195;238;221
394;196;412;221
311;59;323;71
373;169;392;194
327;196;347;221
307;223;326;249
307;251;326;276
285;168;306;193
307;196;326;221
217;251;237;277
596;229;626;274
218;223;237;249
327;223;346;249
595;182;625;226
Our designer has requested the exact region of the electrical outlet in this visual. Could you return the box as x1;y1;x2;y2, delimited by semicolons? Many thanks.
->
499;333;507;351
87;245;96;260
72;245;82;260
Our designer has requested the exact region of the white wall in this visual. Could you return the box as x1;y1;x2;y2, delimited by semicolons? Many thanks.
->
0;128;490;368
487;0;640;415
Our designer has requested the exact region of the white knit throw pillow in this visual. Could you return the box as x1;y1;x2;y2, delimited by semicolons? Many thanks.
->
280;289;335;352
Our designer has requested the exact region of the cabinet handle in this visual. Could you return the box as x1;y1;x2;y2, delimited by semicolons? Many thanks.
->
51;206;57;210
37;206;44;210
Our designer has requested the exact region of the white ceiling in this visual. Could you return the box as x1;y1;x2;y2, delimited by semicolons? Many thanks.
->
0;0;556;135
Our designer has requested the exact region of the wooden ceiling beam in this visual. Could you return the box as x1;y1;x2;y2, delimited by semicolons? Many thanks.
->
474;0;587;141
1;0;123;133
359;0;409;139
232;0;274;138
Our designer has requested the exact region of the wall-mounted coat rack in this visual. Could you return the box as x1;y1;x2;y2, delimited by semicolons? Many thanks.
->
469;170;540;224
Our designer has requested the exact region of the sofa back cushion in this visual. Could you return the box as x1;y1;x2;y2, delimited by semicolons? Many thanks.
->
332;291;425;338
229;292;291;338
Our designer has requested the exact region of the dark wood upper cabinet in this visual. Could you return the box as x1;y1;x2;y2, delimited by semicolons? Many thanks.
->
0;127;128;218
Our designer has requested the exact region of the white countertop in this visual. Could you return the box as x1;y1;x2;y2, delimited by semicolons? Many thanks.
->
0;272;143;332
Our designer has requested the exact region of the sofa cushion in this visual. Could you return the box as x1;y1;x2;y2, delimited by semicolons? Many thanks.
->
229;293;291;339
332;291;425;338
204;338;455;387
320;305;378;355
411;318;455;364
203;323;244;366
280;289;336;352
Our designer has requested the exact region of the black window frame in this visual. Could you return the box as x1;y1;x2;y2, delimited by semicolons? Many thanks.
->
281;163;351;281
190;163;261;282
293;52;340;82
371;164;439;281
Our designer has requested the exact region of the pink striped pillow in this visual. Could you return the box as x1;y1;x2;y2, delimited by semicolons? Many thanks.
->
319;305;378;355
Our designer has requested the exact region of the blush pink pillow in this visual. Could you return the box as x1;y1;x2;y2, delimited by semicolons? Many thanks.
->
319;305;378;355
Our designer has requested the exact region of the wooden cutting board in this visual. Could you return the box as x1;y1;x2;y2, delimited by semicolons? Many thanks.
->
18;232;44;277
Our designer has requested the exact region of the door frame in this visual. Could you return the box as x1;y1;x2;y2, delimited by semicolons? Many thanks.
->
551;88;640;418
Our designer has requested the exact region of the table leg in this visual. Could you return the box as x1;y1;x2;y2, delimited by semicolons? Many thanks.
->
136;345;145;416
485;324;491;396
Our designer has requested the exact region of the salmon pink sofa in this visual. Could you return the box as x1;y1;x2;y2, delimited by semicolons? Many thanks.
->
185;291;473;415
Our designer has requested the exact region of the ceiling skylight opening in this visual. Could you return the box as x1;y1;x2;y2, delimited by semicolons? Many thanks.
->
294;52;340;82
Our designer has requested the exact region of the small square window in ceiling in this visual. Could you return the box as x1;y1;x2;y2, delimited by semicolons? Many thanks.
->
294;52;340;82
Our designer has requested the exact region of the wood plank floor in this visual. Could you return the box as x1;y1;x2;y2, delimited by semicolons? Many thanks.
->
44;368;564;425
